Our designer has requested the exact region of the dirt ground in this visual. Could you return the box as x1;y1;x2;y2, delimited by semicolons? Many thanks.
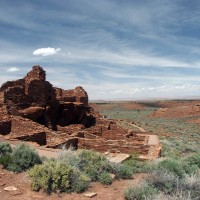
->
0;167;146;200
150;100;200;120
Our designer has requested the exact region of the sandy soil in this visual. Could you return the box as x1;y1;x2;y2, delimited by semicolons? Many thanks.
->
151;101;200;119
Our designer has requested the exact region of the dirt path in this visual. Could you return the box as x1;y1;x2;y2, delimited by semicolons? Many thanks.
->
128;123;146;133
117;120;146;133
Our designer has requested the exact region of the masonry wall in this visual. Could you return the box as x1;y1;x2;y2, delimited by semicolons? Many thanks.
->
0;79;25;92
0;119;11;135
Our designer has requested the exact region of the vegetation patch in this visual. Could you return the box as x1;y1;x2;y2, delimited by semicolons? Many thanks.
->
99;172;113;185
125;154;200;200
28;159;90;194
28;148;134;194
0;142;12;156
125;183;158;200
0;142;42;172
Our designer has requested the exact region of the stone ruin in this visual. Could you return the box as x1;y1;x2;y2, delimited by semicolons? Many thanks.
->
0;66;161;160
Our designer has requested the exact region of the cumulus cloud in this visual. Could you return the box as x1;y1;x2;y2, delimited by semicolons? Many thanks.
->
7;67;20;72
33;47;61;56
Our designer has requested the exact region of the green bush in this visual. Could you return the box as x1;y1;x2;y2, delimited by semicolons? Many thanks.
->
0;154;12;168
76;149;108;181
99;172;113;185
125;183;158;200
110;162;133;179
181;174;200;199
28;159;90;194
148;170;178;194
149;192;192;200
184;154;200;168
7;143;41;172
181;162;199;175
117;164;133;179
58;147;79;167
157;159;185;178
0;142;12;156
59;149;134;183
123;159;144;173
123;158;154;173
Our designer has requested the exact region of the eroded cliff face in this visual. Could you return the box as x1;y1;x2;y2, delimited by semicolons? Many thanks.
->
0;66;94;130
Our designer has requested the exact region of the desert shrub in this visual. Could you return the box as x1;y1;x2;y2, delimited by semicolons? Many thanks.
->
150;175;199;200
123;159;146;173
59;149;112;181
7;143;41;172
123;157;157;174
180;162;199;175
0;154;12;168
147;170;179;194
70;170;90;193
109;162;133;179
99;172;113;185
116;164;133;179
184;153;200;168
125;171;200;200
0;142;12;156
59;148;134;182
148;192;192;200
123;159;140;173
180;174;200;199
76;149;109;180
28;159;90;194
58;147;79;167
157;159;185;178
161;143;179;158
145;168;200;198
0;142;13;168
125;183;158;200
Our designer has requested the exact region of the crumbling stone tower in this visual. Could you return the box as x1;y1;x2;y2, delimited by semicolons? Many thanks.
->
24;66;46;106
0;65;94;130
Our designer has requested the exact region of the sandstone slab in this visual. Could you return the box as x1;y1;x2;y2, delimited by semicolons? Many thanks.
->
83;192;97;198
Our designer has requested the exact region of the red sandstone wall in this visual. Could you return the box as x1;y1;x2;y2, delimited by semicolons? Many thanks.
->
4;86;26;106
53;87;88;105
0;79;25;92
0;119;11;135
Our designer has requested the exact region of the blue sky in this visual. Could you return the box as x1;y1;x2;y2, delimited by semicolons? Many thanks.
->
1;0;200;100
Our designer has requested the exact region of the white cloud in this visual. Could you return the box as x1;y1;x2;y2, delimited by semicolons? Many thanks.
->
33;47;61;56
83;81;200;100
7;67;20;72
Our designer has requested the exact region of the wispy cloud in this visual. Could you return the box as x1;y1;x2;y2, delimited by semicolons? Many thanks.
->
0;0;200;99
7;67;20;72
33;47;61;56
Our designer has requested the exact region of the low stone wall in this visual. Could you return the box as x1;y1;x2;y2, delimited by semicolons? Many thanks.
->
12;131;46;145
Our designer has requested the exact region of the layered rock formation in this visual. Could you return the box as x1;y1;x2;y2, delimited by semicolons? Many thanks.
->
0;66;161;159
